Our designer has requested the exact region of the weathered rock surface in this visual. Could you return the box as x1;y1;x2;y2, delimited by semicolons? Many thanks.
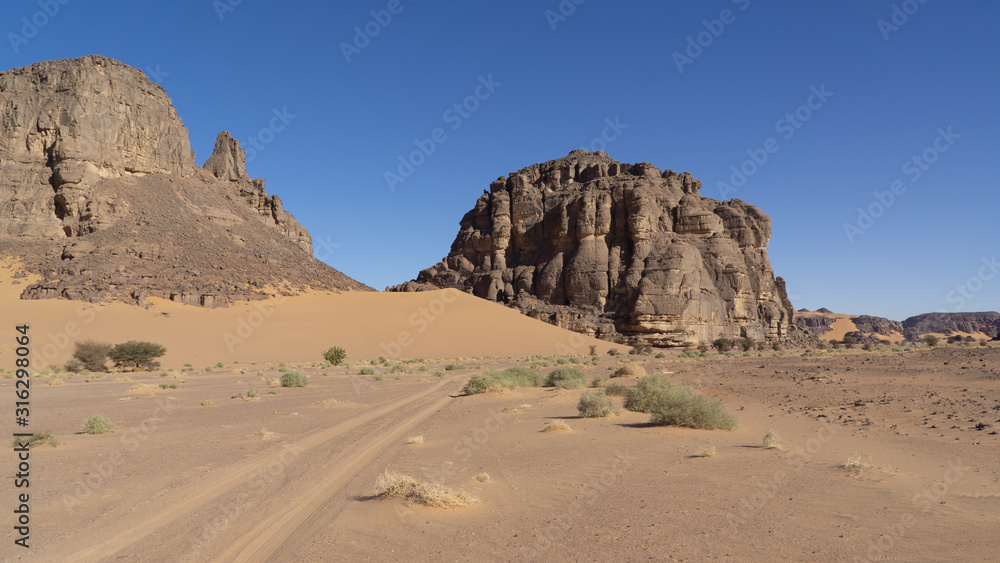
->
0;56;370;306
902;312;1000;340
795;315;836;336
390;150;798;346
850;315;904;336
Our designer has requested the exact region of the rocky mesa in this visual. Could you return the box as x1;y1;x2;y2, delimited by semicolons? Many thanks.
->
0;55;370;306
390;150;798;347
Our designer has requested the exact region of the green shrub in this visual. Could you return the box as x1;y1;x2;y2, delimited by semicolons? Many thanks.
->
215;362;224;368
679;349;704;359
607;348;619;356
323;346;347;366
73;340;112;372
464;367;543;395
923;335;939;347
605;382;629;397
544;367;586;389
654;352;666;359
64;358;84;373
389;364;405;373
592;374;611;388
359;367;375;375
108;341;166;371
80;414;116;435
738;337;756;351
444;364;465;371
623;375;736;430
577;390;622;418
280;371;308;387
589;345;598;356
247;388;260;398
13;431;58;448
712;338;733;352
372;373;385;381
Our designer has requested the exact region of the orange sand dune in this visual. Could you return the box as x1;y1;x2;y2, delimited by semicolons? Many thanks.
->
0;262;621;369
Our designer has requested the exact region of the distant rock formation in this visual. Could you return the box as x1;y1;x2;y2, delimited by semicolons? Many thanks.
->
390;150;798;346
850;315;904;336
0;55;370;306
795;315;836;336
902;312;1000;341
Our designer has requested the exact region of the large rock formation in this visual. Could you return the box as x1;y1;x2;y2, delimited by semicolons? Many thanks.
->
902;312;1000;341
0;55;370;306
390;150;798;346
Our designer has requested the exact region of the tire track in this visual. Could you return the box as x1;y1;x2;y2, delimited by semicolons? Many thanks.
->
58;376;464;562
213;378;465;562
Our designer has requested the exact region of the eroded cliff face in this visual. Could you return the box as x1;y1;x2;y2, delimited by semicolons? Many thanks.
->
0;56;369;306
391;150;797;346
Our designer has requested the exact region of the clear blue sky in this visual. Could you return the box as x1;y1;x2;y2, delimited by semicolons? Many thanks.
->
3;0;997;321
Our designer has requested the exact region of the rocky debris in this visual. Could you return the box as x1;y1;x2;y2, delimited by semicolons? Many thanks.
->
390;150;799;347
795;315;836;336
850;315;904;336
902;312;1000;341
203;131;311;252
0;56;371;306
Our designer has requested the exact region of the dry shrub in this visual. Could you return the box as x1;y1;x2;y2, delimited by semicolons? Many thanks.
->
762;429;781;449
843;454;894;478
544;367;586;389
127;384;161;394
694;446;717;458
612;364;647;378
464;367;542;394
405;435;425;445
475;473;491;482
46;378;65;386
624;375;737;430
543;421;572;433
577;390;622;418
373;471;477;508
257;428;278;440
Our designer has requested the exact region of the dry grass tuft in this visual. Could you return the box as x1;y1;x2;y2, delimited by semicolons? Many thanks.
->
47;378;65;386
318;398;342;408
694;446;717;458
475;473;491;482
405;435;425;445
257;428;278;441
762;429;781;449
373;471;477;508
543;421;572;433
612;364;647;378
127;384;161;394
843;454;895;478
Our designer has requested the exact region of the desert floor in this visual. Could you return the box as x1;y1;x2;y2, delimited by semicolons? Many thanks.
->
1;343;998;562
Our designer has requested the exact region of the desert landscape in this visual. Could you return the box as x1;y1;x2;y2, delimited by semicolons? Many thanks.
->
2;3;999;562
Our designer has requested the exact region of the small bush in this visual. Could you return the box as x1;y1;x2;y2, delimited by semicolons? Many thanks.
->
109;341;166;371
923;335;939;347
607;348;619;356
612;364;647;378
694;446;717;458
475;473;491;482
444;364;465;371
80;414;116;435
201;400;214;406
372;373;385;381
64;358;84;373
712;338;733;352
592;374;611;388
654;352;666;359
323;346;347;366
577;390;622;418
405;435;425;445
589;345;598;356
604;382;629;397
280;371;308;387
543;421;572;433
738;337;756;352
247;388;260;398
544;367;586;389
624;375;737;430
215;362;224;368
73;340;112;372
359;367;375;375
762;429;781;449
464;367;543;394
13;431;58;448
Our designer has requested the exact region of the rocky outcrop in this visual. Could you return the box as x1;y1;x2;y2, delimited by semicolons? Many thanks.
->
390;150;798;346
850;315;904;336
203;131;311;252
902;312;1000;341
795;315;836;336
0;56;371;306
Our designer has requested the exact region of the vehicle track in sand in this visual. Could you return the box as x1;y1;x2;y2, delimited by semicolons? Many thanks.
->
53;376;466;562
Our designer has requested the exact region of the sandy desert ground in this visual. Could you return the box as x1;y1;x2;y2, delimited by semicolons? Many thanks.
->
2;264;999;562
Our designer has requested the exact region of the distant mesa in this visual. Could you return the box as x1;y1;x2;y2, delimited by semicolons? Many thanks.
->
815;307;833;314
795;309;1000;342
390;150;801;347
0;55;371;307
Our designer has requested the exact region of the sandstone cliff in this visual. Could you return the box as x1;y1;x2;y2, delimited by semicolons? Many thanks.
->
902;312;1000;340
0;55;370;306
391;150;798;346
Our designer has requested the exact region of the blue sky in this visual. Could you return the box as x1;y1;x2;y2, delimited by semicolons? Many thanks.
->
3;0;997;320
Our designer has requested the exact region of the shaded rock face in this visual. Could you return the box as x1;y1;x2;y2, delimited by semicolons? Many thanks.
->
902;312;1000;341
795;315;836;336
850;315;904;336
203;131;311;252
0;56;370;306
391;150;797;346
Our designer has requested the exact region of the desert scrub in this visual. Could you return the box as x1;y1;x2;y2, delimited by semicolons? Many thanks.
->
542;421;572;433
544;367;586;389
591;374;611;388
323;346;347;365
694;446;717;458
464;367;543;395
444;364;466;371
612;364;647;378
678;349;705;359
762;429;781;449
604;382;629;397
280;371;308;387
109;341;166;371
372;373;385;381
247;388;260;398
624;375;737;430
73;340;113;372
13;431;58;448
80;414;116;435
201;400;214;406
359;367;376;375
577;390;622;418
373;471;477;508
